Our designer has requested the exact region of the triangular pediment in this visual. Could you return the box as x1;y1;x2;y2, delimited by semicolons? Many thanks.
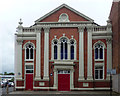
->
35;4;93;23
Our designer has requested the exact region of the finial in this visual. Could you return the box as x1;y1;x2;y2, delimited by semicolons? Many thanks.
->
54;35;57;39
71;35;74;39
107;19;112;27
19;18;23;26
63;33;65;37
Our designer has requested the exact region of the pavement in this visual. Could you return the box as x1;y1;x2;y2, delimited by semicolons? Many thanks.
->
1;90;120;96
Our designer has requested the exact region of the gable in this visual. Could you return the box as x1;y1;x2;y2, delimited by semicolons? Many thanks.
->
35;4;93;23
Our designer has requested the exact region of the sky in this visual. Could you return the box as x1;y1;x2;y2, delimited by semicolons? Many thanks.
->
0;0;113;73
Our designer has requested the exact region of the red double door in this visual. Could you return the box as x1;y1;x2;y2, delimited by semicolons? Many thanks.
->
25;74;33;90
58;74;70;91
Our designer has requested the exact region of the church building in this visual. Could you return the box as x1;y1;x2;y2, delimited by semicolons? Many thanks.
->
15;4;112;91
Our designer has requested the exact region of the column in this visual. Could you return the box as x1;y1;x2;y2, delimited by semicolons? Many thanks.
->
70;69;74;89
43;27;50;80
53;69;57;87
35;28;41;80
57;42;61;60
15;19;23;80
68;42;70;60
74;43;77;60
106;38;112;80
78;26;84;81
87;27;93;80
16;40;23;79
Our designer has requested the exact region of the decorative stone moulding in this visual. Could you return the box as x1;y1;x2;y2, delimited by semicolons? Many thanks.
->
58;13;70;22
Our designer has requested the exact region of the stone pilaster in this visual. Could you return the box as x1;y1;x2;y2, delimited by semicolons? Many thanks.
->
53;69;57;87
87;26;93;80
78;26;85;81
35;28;41;80
43;27;50;81
16;40;23;79
106;38;112;80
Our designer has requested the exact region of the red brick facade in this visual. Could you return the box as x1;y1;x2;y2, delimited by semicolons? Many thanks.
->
15;4;111;91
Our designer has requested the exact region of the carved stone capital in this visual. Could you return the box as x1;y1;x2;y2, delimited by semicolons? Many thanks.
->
106;38;112;44
78;26;85;33
35;27;42;33
43;27;50;33
17;40;23;45
86;26;93;32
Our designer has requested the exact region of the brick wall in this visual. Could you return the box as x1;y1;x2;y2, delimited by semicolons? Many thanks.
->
109;1;120;74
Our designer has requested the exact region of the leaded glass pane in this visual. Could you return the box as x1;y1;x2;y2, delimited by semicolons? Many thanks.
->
95;48;98;59
54;45;57;59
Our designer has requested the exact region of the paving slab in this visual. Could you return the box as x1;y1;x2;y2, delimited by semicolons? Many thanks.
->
1;91;120;96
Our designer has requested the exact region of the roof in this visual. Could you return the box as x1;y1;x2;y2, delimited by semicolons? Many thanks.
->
35;4;94;23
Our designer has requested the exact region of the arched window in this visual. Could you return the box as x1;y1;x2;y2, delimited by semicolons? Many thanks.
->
25;43;34;60
95;43;104;60
61;38;67;59
70;40;74;59
53;40;58;59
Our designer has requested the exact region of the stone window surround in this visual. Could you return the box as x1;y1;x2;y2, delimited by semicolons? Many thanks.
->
93;41;106;61
53;63;74;89
51;35;77;60
23;41;35;61
94;63;104;80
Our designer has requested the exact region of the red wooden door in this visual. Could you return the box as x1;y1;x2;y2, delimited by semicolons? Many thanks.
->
25;74;33;90
58;74;70;91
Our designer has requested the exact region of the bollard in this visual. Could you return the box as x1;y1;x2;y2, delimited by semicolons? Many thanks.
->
6;84;9;94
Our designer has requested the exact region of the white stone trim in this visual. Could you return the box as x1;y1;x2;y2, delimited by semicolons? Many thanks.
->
57;42;61;60
69;38;77;60
68;42;70;60
16;40;22;79
51;38;58;60
58;13;70;22
93;40;106;62
53;64;74;90
17;37;36;40
23;42;35;61
35;28;41;80
39;82;45;86
43;27;50;80
78;27;84;80
92;36;112;40
23;41;35;49
94;63;104;80
106;38;112;80
33;87;57;89
72;88;110;90
87;27;93;80
16;86;25;89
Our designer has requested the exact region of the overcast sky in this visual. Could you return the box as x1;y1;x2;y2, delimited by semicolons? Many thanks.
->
0;0;113;73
